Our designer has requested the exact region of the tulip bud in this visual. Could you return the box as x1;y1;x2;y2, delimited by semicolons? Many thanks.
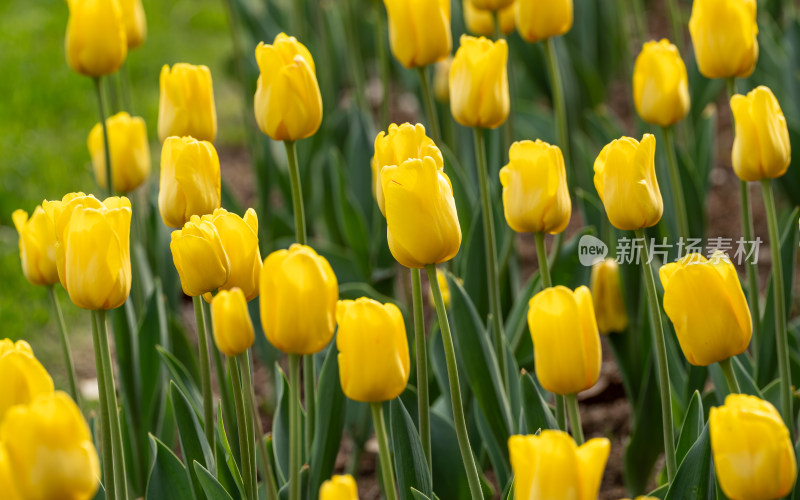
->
689;0;758;79
508;431;610;500
12;201;61;286
383;0;451;69
254;34;322;142
516;0;573;43
260;245;338;355
590;259;628;335
593;134;663;231
710;394;796;500
0;446;21;500
336;298;410;402
527;285;601;395
0;347;54;423
463;0;516;37
633;39;690;127
730;86;791;182
433;57;453;103
199;208;262;301
499;140;571;234
54;193;132;310
450;35;509;129
211;288;255;357
320;474;359;500
158;136;221;228
88;111;151;193
381;157;461;268
470;0;514;11
120;0;146;49
158;63;218;143
1;392;100;500
171;216;230;297
65;0;127;77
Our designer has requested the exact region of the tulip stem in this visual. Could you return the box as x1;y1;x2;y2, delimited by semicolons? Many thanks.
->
425;264;483;500
243;353;279;500
534;232;552;288
92;77;115;197
411;268;432;472
371;403;399;500
231;355;256;500
47;286;80;406
284;140;307;245
289;354;302;500
543;37;573;190
718;358;741;394
565;394;584;445
635;229;677;483
417;67;442;146
91;312;116;500
662;126;690;241
193;296;215;452
203;301;238;469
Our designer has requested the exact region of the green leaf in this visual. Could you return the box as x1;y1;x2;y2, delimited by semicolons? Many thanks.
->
664;425;713;500
410;488;433;500
506;272;540;352
194;462;234;500
390;398;433;500
624;357;664;495
215;401;244;498
170;381;215;498
272;364;291;484
157;346;201;414
430;410;470;500
146;434;193;500
675;391;704;466
520;371;557;434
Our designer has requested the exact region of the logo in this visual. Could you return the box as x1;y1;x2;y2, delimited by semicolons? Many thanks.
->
578;235;608;266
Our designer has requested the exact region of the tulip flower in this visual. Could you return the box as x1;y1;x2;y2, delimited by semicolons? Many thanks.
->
508;431;610;500
1;392;100;500
158;63;218;142
65;0;128;77
211;288;255;357
199;208;262;301
0;339;34;358
463;0;516;37
12;201;60;286
54;193;131;310
88;111;151;193
730;86;791;182
590;259;628;335
433;57;453;103
633;39;690;127
689;0;758;79
0;446;21;500
710;394;796;500
171;216;230;297
260;244;338;355
383;0;451;69
449;35;509;129
471;0;514;11
254;33;322;142
0;348;54;423
499;139;571;234
516;0;574;43
527;285;601;395
158;136;221;228
120;0;146;49
320;474;359;500
593;134;663;231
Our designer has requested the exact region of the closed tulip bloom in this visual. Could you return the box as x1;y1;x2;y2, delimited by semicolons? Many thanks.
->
211;288;255;357
12;201;60;286
320;474;359;500
450;36;509;129
0;446;21;500
158;136;221;228
336;298;410;402
381;157;461;268
120;0;146;49
659;251;751;366
509;431;610;500
158;63;217;142
516;0;573;43
633;39;690;127
689;0;758;79
54;193;132;310
590;258;628;335
171;216;230;297
65;0;127;77
383;0;451;69
710;394;796;500
260;245;338;355
433;57;453;103
254;33;322;141
463;0;516;37
528;285;601;395
200;208;261;301
0;349;54;423
1;392;100;500
730;86;791;182
88;111;151;193
499;140;571;234
593;134;663;231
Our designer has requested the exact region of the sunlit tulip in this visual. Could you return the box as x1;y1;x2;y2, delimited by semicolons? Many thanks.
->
516;0;573;43
120;0;146;49
433;57;453;103
383;0;451;69
0;348;53;423
211;288;255;357
509;431;610;500
710;394;796;500
87;111;151;193
158;63;217;142
593;134;663;231
200;208;261;301
450;36;509;129
730;86;791;182
12;201;60;286
463;0;516;37
590;259;628;335
0;339;34;358
65;0;127;77
254;33;322;142
471;0;514;11
158;136;221;228
170;216;230;297
0;446;21;500
689;0;758;79
336;298;410;402
320;474;359;500
260;244;338;355
633;39;690;127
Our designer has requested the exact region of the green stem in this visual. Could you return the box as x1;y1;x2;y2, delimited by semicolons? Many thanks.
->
534;233;552;288
284;141;307;245
411;268;431;472
662;126;690;240
425;264;483;500
370;403;399;500
635;229;676;483
91;313;115;500
565;394;584;445
304;355;315;458
231;355;256;500
289;354;302;500
417;66;442;145
48;286;80;406
193;296;215;451
555;395;567;432
93;77;114;197
204;301;237;470
543;37;573;189
718;358;741;394
375;3;390;128
243;353;279;500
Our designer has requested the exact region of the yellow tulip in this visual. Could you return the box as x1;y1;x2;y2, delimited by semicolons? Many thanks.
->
0;446;21;500
433;57;453;103
170;216;230;297
119;0;146;49
659;251;752;366
0;349;54;424
12;201;61;286
254;33;322;142
87;111;151;193
336;298;410;402
508;431;610;500
710;394;796;500
593;134;663;231
320;474;359;500
471;0;514;11
158;63;218;143
633;39;690;127
527;285;601;395
516;0;573;43
730;86;791;182
1;392;100;500
463;0;516;37
590;258;628;335
450;35;509;129
499;139;571;234
689;0;758;79
260;244;338;355
158;136;221;228
383;0;451;69
0;339;34;358
199;208;262;301
381;157;461;268
65;0;127;77
211;288;255;357
54;193;132;310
